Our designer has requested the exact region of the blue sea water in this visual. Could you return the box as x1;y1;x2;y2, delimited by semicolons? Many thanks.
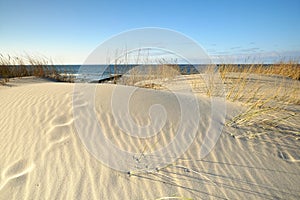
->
54;64;201;82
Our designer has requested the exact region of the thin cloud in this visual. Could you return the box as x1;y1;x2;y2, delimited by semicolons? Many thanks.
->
239;47;260;53
206;49;217;53
213;51;231;55
230;46;242;50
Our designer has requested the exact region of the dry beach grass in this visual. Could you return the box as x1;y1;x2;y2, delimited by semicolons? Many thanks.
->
0;54;74;83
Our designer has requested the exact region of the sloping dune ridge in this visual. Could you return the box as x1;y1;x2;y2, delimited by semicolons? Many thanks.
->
0;78;300;199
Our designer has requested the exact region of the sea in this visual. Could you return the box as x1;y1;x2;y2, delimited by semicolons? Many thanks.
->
51;64;203;82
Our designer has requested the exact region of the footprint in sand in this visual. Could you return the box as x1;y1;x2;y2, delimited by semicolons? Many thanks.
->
0;159;35;190
51;115;69;125
48;114;74;143
43;116;74;157
51;113;74;126
48;125;72;143
42;126;72;158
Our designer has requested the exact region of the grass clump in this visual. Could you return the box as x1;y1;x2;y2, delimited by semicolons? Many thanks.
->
187;61;299;138
0;54;74;83
118;64;180;89
215;62;300;137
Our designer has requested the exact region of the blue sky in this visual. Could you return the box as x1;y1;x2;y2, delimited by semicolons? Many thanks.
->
1;0;300;64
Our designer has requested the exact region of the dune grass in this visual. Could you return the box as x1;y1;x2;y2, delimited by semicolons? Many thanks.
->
117;63;180;88
0;54;74;83
209;62;300;137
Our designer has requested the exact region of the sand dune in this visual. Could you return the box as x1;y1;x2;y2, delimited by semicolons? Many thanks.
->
0;77;300;199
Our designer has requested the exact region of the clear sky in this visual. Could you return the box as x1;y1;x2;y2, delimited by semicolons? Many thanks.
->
1;0;300;64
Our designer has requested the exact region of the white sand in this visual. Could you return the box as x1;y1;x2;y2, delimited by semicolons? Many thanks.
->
0;77;300;199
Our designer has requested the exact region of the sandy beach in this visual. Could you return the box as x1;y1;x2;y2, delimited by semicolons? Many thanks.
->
0;75;299;200
1;0;300;198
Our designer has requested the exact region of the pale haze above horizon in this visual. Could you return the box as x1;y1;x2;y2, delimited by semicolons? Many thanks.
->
0;0;300;64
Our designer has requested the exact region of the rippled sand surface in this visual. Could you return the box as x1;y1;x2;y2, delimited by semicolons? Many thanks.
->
0;77;299;199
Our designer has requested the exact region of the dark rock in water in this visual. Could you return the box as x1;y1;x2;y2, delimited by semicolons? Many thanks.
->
98;74;122;83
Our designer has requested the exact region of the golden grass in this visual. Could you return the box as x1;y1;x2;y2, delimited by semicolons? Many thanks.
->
118;64;180;88
218;62;300;80
0;54;74;83
213;63;300;136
